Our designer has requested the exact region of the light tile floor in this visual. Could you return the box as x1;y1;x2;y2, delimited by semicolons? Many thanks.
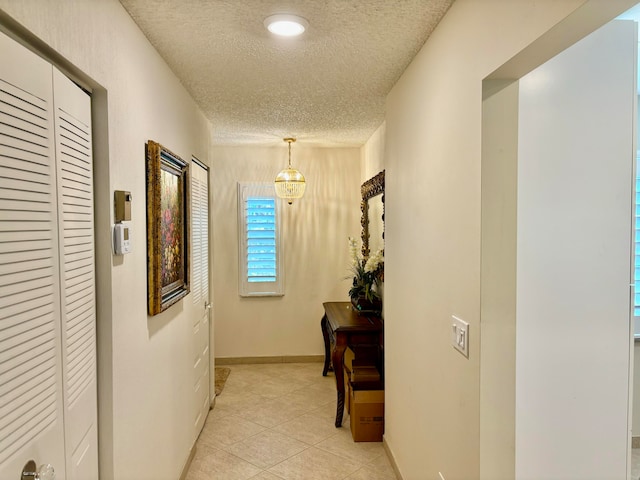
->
632;448;640;480
186;363;398;480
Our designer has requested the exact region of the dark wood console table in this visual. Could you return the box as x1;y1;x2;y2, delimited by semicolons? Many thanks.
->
321;301;383;427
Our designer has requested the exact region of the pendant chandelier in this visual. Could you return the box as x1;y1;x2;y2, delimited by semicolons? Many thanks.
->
274;137;306;205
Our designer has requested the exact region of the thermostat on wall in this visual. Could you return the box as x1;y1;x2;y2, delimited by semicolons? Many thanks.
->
113;223;132;255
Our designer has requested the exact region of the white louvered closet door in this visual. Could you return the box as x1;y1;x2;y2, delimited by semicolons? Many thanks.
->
191;160;210;437
0;32;97;480
0;32;66;480
53;68;98;480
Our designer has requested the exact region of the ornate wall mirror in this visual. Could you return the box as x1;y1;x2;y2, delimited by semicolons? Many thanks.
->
361;170;385;259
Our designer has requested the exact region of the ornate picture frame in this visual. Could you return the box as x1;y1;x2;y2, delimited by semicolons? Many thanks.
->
146;140;190;315
360;170;385;260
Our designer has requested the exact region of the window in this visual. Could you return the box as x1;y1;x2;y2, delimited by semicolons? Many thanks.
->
238;183;284;296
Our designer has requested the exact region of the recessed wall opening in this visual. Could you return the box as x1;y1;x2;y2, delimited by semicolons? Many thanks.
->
480;2;638;479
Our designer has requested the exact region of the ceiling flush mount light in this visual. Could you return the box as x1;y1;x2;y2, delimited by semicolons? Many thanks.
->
275;138;306;205
264;14;308;37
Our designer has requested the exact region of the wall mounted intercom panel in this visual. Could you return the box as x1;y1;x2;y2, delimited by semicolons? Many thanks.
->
114;190;132;222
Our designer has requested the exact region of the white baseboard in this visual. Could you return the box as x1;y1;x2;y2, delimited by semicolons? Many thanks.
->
179;441;197;480
383;437;404;480
215;355;324;365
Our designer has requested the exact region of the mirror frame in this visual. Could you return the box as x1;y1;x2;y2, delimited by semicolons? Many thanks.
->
360;170;385;260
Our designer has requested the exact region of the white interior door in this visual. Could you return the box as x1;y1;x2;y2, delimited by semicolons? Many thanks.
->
191;159;210;434
515;19;636;479
0;32;66;480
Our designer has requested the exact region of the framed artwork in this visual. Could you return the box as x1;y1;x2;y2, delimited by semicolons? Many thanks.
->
146;140;190;315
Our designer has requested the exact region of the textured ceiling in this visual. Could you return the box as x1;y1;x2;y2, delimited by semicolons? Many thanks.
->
119;0;454;146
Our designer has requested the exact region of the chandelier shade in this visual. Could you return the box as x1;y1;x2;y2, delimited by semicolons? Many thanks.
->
274;138;306;204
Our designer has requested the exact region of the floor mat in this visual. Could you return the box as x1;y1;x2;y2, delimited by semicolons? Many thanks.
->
214;367;231;396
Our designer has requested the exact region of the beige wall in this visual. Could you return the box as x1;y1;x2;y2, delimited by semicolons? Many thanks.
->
361;122;386;182
211;145;361;358
0;1;211;479
381;1;593;478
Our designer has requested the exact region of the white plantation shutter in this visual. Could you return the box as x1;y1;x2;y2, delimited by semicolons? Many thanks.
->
0;34;67;478
237;183;283;296
246;197;277;282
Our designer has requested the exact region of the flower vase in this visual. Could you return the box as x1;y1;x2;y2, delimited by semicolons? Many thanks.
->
351;296;382;315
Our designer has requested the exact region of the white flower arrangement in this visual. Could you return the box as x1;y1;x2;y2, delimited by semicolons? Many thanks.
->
347;237;384;305
364;248;384;274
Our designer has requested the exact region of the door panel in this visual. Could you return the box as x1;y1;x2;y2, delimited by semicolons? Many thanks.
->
191;160;210;434
53;67;98;480
0;32;66;480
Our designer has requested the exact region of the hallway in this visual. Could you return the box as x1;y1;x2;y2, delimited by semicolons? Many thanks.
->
185;363;397;479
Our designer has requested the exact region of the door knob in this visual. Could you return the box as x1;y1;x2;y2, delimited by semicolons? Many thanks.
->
21;461;55;480
204;301;211;310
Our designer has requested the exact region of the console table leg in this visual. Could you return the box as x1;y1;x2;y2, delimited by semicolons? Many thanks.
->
321;315;331;376
332;342;347;427
335;391;345;427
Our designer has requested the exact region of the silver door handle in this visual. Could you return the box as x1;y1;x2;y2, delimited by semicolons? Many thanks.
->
22;461;55;480
204;302;211;310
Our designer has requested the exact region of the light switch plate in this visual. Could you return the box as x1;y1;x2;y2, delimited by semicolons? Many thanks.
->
451;315;469;358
